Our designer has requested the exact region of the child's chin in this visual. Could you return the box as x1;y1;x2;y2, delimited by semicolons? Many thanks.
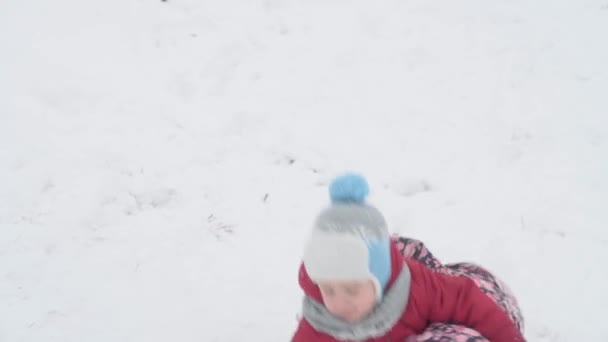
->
341;314;365;323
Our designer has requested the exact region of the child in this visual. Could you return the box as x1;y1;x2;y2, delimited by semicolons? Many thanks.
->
292;173;525;342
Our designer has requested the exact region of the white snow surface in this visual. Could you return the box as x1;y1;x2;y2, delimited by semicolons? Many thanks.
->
1;0;607;341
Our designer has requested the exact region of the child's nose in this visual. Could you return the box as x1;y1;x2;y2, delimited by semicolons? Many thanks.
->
332;298;354;316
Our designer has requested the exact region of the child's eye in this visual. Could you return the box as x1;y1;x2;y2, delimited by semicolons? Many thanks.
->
321;287;335;296
345;287;360;296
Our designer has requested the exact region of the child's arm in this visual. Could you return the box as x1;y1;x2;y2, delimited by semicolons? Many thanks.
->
292;318;339;342
409;259;525;342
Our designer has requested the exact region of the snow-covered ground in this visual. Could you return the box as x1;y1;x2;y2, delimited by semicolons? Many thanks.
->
1;0;607;341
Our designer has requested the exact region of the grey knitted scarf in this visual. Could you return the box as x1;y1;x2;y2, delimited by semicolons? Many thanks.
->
302;264;411;341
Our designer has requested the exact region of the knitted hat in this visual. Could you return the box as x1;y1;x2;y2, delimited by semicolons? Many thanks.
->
303;173;392;299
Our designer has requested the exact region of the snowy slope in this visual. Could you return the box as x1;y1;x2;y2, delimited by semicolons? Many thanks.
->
1;0;607;341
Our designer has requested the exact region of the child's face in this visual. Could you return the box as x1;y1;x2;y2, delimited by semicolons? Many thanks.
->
318;279;377;322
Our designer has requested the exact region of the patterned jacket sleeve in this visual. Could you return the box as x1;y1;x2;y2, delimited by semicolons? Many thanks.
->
409;260;526;342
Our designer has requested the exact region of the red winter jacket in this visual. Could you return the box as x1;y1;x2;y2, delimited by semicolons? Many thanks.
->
293;240;525;342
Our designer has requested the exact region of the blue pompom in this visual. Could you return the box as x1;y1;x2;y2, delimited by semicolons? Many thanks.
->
329;173;369;204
